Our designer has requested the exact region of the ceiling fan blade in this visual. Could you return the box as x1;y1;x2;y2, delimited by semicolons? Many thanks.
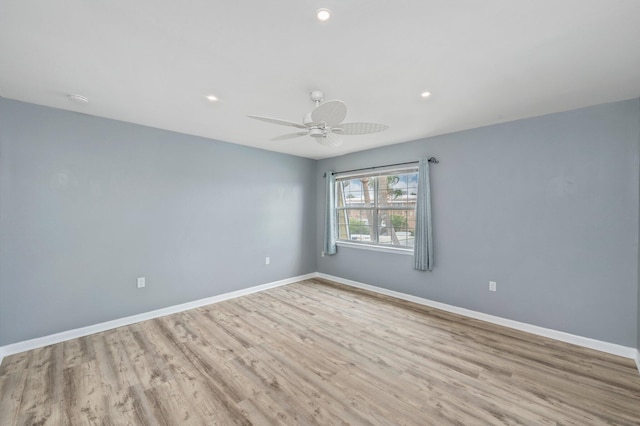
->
319;132;343;147
271;132;308;141
337;122;389;135
247;115;307;129
311;100;347;127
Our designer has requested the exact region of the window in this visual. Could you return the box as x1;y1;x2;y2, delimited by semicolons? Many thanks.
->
335;168;418;250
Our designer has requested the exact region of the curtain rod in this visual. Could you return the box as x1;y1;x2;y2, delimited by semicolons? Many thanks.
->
330;157;438;176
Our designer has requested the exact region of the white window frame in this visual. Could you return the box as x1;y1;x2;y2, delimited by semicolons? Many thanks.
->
335;166;418;253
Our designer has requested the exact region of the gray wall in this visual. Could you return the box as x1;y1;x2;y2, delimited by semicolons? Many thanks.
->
638;99;640;354
0;98;317;346
2;96;639;351
317;99;640;347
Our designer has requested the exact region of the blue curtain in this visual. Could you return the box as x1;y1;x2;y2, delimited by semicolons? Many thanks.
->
414;158;433;270
323;171;337;256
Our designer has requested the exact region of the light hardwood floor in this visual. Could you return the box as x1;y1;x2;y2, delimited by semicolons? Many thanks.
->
1;278;640;425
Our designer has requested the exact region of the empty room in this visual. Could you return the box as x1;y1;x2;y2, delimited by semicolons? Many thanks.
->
1;1;640;425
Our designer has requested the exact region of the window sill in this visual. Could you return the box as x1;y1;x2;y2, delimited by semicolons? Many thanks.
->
336;241;414;256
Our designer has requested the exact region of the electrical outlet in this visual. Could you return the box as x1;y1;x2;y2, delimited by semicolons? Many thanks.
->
265;256;270;265
137;277;146;288
489;281;496;292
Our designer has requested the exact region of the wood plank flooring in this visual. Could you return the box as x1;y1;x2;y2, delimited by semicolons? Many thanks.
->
1;278;640;425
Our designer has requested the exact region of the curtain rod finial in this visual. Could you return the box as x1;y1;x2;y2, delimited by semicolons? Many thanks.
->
428;157;439;163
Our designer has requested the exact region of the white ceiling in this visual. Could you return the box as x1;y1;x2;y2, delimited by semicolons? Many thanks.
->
1;1;639;159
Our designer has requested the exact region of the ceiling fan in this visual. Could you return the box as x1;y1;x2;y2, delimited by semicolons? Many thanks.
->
248;90;388;147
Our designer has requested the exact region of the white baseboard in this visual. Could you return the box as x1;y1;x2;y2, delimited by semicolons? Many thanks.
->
0;273;316;362
316;273;639;365
2;271;639;376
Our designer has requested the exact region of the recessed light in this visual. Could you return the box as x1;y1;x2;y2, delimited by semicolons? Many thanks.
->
421;91;432;99
316;8;331;22
67;93;89;104
206;94;219;102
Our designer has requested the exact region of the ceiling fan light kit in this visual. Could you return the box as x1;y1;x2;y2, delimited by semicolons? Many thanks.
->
248;90;388;148
309;128;324;138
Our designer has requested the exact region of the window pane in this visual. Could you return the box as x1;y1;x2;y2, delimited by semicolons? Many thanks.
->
376;173;417;207
337;209;374;242
377;209;415;247
339;178;373;207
